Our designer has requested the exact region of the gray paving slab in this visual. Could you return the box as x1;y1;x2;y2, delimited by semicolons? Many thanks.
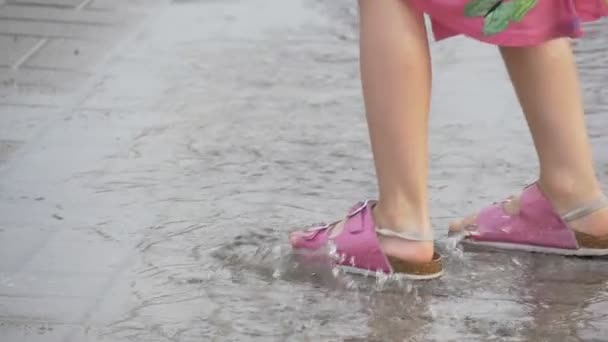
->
0;35;39;67
0;4;126;24
85;0;120;11
0;323;107;342
0;139;21;164
25;38;110;72
0;0;160;108
6;0;82;9
0;67;89;100
86;0;167;11
0;296;90;323
0;19;120;39
0;105;53;141
0;225;54;272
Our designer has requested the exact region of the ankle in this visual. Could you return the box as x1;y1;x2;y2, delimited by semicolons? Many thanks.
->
538;172;603;210
372;200;435;263
372;200;431;232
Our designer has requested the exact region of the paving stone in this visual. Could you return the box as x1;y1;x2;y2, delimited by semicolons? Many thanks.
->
87;0;168;11
0;225;48;273
0;0;153;108
0;271;108;298
85;0;121;10
21;228;128;274
0;105;53;142
0;35;39;67
0;322;104;342
0;139;21;163
0;18;119;39
25;38;109;72
0;296;89;323
0;4;125;25
0;66;89;102
6;0;82;9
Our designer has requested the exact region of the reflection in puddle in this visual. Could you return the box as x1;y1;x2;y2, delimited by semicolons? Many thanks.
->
209;227;608;341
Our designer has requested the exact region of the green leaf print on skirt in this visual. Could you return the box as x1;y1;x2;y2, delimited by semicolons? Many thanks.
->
464;0;539;36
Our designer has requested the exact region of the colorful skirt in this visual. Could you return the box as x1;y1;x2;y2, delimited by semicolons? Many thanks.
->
410;0;608;46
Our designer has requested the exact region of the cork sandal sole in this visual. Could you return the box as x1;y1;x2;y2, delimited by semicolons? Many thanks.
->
575;231;608;250
294;248;444;280
453;184;608;257
460;239;608;256
457;232;608;257
339;253;444;280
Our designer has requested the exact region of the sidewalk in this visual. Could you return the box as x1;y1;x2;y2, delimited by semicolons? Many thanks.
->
0;0;164;166
0;0;607;341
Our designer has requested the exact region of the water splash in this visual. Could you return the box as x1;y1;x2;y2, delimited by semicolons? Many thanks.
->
374;269;389;290
445;232;465;259
327;240;339;261
272;269;281;279
511;257;522;267
332;266;341;278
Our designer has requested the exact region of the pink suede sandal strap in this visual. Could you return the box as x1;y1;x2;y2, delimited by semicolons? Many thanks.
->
469;184;579;249
332;201;394;273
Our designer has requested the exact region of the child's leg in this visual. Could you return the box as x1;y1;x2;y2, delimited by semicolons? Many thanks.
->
500;39;608;236
359;0;430;218
453;38;608;237
358;0;433;262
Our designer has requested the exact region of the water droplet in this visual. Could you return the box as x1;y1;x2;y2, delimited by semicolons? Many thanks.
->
344;278;357;290
511;257;522;267
445;233;465;259
272;245;284;259
453;247;464;259
428;306;437;319
375;270;389;290
446;233;464;250
327;241;338;261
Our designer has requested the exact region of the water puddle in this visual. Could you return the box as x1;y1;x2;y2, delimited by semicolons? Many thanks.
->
204;227;608;341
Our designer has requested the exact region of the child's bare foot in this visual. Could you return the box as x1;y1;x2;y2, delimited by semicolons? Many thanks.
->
448;181;608;256
289;201;442;279
450;181;608;238
372;204;435;264
290;204;434;264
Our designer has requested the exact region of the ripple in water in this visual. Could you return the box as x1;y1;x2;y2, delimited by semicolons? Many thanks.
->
214;234;430;294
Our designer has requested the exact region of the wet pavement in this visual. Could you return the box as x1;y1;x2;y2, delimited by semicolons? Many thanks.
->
1;0;607;341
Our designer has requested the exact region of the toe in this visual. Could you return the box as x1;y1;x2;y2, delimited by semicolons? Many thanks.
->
449;214;477;233
288;225;332;250
502;195;521;215
289;230;307;247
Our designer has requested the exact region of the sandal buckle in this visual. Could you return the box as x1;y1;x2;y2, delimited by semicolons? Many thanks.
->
347;200;371;218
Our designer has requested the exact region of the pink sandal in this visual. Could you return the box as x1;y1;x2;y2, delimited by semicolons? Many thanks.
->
289;201;443;280
452;183;608;256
